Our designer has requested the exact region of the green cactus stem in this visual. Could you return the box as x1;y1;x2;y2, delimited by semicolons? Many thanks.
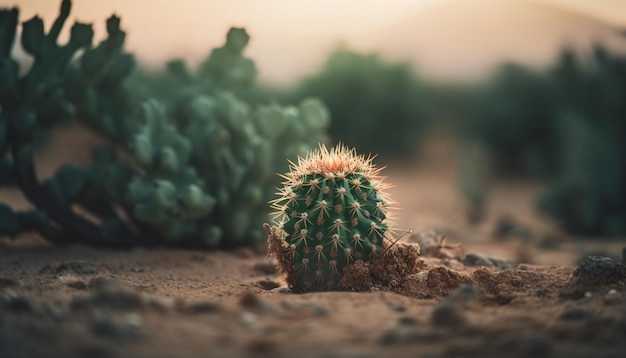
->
267;144;396;292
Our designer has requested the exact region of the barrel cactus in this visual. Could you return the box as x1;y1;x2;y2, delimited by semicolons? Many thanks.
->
266;144;398;292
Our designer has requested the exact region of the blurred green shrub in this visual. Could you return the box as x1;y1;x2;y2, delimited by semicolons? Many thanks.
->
0;1;329;248
292;49;431;157
464;45;626;235
464;63;559;176
539;46;626;235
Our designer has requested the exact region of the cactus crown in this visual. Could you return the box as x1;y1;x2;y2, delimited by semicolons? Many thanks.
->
270;144;393;291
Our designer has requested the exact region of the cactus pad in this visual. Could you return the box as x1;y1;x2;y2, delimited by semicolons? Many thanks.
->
268;144;394;292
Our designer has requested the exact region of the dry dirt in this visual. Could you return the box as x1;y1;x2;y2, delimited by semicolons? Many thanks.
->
1;132;625;358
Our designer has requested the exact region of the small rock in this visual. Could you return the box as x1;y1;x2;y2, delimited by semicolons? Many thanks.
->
462;253;494;267
270;286;291;294
72;281;144;311
412;271;428;283
257;279;280;290
92;313;144;341
535;289;549;298
240;311;258;326
0;277;17;288
379;326;441;345
41;261;100;275
493;216;531;241
44;301;70;319
518;334;552;358
448;285;480;305
253;258;278;274
604;292;622;306
431;301;467;327
572;256;626;286
388;303;406;313
490;258;515;270
186;301;220;314
240;291;262;309
1;291;30;313
282;300;328;317
130;268;144;273
398;316;419;326
58;276;88;290
247;338;276;355
74;343;115;358
145;296;174;313
560;307;592;321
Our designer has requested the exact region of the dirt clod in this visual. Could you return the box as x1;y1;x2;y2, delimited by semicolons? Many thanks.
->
337;261;372;291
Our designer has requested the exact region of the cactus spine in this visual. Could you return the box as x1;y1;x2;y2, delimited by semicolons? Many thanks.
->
270;144;393;292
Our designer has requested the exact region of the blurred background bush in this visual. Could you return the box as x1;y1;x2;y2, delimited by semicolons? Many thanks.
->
2;0;626;244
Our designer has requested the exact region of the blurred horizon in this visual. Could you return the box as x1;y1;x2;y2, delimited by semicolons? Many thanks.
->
3;0;626;84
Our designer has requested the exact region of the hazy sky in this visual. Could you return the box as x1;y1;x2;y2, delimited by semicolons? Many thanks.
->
3;0;626;84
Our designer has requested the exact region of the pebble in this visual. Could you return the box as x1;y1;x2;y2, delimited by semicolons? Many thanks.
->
604;290;623;306
92;313;144;342
44;301;70;319
535;289;549;298
491;258;515;270
247;338;276;355
270;286;291;294
0;290;30;313
240;311;258;326
388;303;407;313
186;301;220;314
0;276;17;288
463;252;514;269
58;275;88;290
145;296;174;313
379;326;441;345
282;300;328;317
240;291;261;308
559;307;592;321
74;343;115;358
40;261;100;275
398;316;419;326
518;334;552;358
431;301;468;327
72;281;144;311
572;256;626;286
463;253;494;267
448;285;480;305
257;279;280;290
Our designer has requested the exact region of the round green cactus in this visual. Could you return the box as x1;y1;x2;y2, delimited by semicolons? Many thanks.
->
269;144;393;292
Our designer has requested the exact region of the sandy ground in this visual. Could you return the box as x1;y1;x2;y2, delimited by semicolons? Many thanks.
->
1;131;625;358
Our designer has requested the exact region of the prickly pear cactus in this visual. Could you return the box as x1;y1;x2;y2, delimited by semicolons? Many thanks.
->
267;144;394;292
